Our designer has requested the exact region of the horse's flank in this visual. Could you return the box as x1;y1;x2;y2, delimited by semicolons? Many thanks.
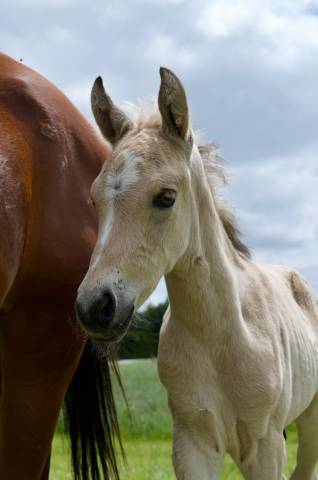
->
0;53;106;304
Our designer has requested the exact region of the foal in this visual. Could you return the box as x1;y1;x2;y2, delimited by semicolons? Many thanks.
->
76;68;318;480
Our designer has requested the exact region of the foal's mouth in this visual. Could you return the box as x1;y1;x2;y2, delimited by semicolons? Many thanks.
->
87;304;135;344
101;305;135;343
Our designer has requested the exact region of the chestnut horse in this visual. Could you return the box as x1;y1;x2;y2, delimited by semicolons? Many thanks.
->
0;53;121;480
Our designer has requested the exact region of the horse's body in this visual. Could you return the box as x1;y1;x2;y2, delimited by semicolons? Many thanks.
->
0;53;120;480
77;68;318;479
159;262;318;479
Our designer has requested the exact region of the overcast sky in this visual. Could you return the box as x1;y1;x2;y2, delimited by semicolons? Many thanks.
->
2;0;318;305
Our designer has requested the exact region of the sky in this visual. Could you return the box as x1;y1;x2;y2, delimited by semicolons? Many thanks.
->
2;0;318;305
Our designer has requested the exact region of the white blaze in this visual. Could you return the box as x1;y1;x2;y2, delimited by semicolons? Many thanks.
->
91;149;141;268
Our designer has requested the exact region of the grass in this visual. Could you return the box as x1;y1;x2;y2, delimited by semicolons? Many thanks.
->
51;359;311;479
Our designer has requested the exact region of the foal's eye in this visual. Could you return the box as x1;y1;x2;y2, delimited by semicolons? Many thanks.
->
152;189;176;209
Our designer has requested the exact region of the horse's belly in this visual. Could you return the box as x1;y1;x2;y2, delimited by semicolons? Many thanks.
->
285;331;318;424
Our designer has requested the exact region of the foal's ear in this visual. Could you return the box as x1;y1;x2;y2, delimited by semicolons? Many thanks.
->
91;76;133;145
158;67;191;144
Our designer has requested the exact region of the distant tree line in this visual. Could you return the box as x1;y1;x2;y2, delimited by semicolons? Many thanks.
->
119;300;168;359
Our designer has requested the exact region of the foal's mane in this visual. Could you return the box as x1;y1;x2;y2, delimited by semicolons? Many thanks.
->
125;101;251;259
198;143;251;259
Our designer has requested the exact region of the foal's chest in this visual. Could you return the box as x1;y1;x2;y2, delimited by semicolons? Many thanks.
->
158;319;230;426
158;315;281;452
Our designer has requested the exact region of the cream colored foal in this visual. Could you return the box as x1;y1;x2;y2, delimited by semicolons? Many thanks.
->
76;68;318;480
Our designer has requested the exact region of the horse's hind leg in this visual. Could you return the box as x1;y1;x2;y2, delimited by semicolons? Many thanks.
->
40;449;51;480
0;297;84;480
290;394;318;480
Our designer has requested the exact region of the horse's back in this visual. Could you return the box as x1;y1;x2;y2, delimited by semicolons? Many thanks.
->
0;53;110;305
269;264;318;333
254;262;318;422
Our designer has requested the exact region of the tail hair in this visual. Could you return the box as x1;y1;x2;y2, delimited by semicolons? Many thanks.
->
64;338;124;480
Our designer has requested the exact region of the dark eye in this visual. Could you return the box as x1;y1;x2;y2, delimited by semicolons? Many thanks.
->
152;189;176;209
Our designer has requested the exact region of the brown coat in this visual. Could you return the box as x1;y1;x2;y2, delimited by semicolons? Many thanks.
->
0;53;112;480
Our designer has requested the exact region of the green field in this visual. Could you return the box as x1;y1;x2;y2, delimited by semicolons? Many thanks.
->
51;359;308;479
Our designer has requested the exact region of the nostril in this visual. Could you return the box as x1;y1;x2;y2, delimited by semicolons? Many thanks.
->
100;290;116;323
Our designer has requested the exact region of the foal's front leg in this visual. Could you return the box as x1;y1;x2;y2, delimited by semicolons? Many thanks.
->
172;422;224;480
238;424;286;480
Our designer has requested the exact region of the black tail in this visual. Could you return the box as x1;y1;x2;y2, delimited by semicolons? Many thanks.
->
64;338;124;480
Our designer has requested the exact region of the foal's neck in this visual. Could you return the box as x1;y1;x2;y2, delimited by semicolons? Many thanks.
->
165;152;247;342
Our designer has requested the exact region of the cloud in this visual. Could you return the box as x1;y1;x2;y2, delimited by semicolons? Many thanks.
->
142;279;167;309
143;33;197;69
227;141;318;289
198;0;318;69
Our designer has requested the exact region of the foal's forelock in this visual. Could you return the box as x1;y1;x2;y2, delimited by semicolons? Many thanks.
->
105;149;141;199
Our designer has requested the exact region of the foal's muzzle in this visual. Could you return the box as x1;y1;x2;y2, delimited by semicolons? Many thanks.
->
75;287;135;342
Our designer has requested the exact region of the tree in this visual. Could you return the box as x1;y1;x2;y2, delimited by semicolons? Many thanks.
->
119;300;168;359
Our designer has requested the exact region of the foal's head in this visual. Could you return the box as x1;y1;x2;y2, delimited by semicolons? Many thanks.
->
76;68;202;341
